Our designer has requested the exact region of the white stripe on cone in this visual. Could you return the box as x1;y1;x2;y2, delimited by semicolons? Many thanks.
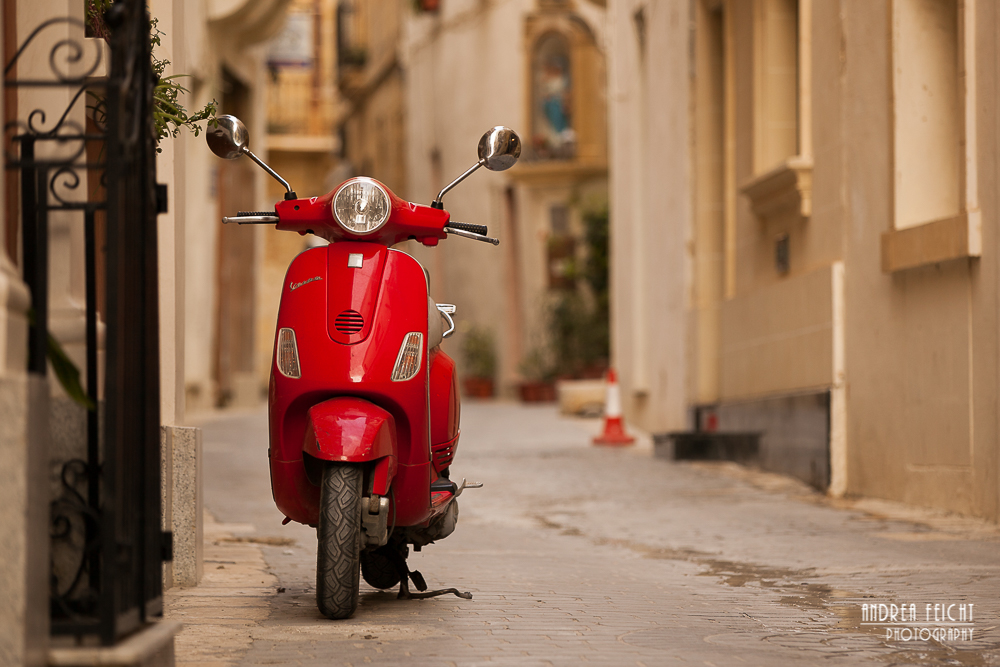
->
605;375;622;418
594;368;634;446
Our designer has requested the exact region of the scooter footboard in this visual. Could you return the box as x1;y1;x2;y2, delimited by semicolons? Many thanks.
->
303;397;398;493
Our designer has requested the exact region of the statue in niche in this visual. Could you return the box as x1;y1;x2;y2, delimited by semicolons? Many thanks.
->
531;33;575;160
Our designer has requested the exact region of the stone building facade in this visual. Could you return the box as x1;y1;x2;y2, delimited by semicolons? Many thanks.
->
609;0;1000;521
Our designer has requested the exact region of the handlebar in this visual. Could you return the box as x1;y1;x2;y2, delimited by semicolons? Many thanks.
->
220;211;500;246
222;211;278;224
445;221;488;236
444;223;499;245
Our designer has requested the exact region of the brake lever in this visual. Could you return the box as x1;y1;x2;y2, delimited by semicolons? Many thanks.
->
445;227;500;246
222;215;278;224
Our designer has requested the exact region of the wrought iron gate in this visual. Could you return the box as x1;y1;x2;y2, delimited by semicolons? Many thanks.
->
5;0;165;644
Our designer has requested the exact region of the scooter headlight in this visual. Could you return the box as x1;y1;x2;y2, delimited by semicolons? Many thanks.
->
332;178;391;234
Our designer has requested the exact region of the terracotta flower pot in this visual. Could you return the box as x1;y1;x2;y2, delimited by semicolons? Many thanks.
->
463;377;494;398
518;381;557;403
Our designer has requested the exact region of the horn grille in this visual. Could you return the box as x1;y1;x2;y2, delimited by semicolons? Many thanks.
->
335;309;364;335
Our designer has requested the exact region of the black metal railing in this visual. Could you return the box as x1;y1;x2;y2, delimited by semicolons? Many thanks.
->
5;0;165;645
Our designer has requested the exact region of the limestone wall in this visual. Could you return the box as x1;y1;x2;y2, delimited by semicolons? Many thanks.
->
608;0;1000;521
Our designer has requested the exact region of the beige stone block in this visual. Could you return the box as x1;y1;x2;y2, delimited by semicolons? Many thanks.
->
0;401;29;664
163;426;204;588
160;427;173;592
0;376;49;667
555;379;605;416
880;213;980;273
174;427;204;588
48;621;181;667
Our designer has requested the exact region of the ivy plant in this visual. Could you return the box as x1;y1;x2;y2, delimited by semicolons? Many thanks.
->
86;1;218;149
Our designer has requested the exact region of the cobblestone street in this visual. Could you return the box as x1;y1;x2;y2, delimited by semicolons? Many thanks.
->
167;402;1000;666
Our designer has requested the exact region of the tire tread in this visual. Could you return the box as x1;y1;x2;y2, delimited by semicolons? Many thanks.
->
316;464;363;619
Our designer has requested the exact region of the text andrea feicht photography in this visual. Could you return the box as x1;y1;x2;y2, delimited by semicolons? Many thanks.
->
861;601;976;642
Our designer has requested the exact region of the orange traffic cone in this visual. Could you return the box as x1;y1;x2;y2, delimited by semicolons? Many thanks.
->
593;368;634;446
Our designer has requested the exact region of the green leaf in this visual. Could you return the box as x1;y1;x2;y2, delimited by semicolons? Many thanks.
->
47;331;96;410
26;309;96;410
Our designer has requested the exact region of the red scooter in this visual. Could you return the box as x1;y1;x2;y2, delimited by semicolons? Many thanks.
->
207;116;520;619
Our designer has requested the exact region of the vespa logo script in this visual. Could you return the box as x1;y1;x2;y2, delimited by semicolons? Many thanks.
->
290;276;322;291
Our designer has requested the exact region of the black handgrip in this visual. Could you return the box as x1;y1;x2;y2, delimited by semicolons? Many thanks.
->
446;222;488;236
237;211;276;217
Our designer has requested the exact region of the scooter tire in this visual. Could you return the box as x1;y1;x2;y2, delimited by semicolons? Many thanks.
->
361;549;402;590
316;463;363;620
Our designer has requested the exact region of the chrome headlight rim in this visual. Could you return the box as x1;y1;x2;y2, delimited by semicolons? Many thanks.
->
331;177;392;235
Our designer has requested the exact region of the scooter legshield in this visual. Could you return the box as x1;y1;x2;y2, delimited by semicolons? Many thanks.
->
303;397;398;494
270;244;431;527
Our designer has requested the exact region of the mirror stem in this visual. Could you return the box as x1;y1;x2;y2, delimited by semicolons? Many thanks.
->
243;147;297;200
431;159;485;209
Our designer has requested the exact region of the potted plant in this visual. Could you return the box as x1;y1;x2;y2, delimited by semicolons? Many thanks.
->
518;346;558;402
546;200;610;378
461;326;496;398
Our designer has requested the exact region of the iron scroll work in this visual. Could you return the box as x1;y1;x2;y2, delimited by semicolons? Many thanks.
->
5;0;165;644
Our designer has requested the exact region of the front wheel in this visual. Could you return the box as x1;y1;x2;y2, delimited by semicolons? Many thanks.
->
316;464;363;619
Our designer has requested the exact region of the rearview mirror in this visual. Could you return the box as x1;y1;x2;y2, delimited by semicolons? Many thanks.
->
207;115;250;160
206;115;298;199
477;126;521;172
432;126;522;208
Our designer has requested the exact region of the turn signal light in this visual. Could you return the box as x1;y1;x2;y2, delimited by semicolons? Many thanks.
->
276;328;301;378
391;332;423;381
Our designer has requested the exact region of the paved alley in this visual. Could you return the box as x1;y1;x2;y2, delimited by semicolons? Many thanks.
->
167;402;1000;666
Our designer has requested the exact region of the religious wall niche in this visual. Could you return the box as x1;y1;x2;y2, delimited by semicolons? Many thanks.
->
532;33;575;160
523;9;606;167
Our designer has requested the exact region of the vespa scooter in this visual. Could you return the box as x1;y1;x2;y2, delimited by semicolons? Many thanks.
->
206;116;520;620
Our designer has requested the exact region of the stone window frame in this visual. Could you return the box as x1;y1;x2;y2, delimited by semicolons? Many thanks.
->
740;0;813;226
881;0;981;273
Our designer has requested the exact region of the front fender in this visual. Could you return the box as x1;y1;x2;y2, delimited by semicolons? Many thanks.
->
303;397;398;472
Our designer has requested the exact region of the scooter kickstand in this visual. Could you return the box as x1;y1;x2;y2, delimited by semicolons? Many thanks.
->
385;545;473;601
